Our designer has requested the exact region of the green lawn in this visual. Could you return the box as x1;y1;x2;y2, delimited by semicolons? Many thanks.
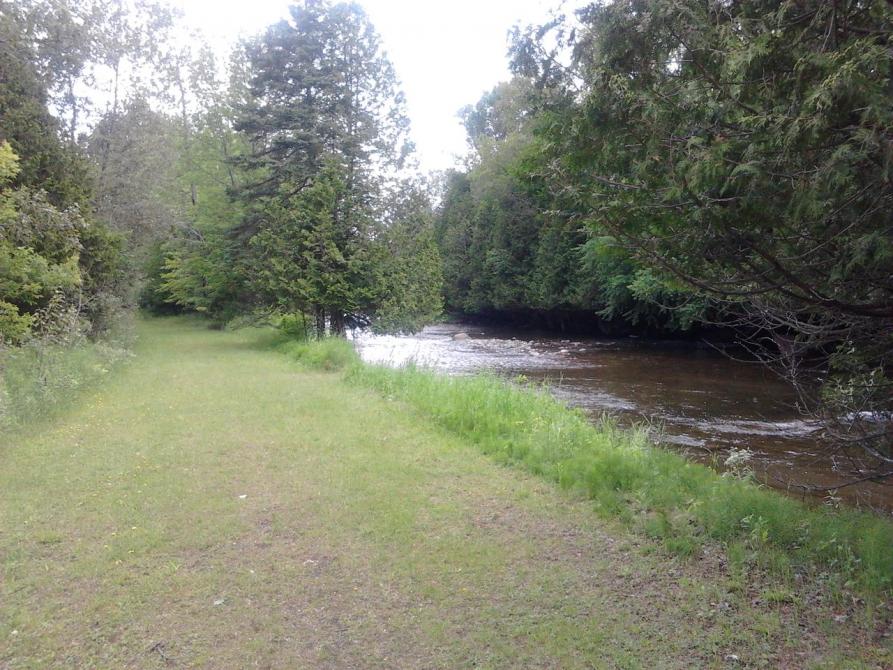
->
1;317;889;668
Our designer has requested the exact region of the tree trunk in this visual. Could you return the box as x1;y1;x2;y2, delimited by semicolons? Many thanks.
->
66;77;78;142
314;305;326;339
331;311;345;337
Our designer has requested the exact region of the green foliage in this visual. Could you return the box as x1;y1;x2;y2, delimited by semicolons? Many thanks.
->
0;141;19;193
234;0;411;200
368;184;444;333
436;81;705;331
276;312;310;340
435;132;555;314
580;237;704;330
348;361;893;597
219;1;440;335
0;11;92;209
0;302;132;431
139;241;178;314
157;232;241;321
87;98;181;255
0;5;130;344
0;336;129;431
0;0;183;425
0;140;125;343
0;301;33;343
175;124;248;232
249;159;369;332
139;71;250;323
369;224;443;334
0;243;79;315
148;2;440;337
78;221;127;337
0;142;82;342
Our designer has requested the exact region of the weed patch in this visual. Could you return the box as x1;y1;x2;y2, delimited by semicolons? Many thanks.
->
0;336;130;432
273;336;359;371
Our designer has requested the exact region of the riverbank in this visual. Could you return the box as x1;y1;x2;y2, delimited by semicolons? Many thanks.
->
2;317;891;667
448;308;737;341
276;334;893;598
353;321;893;511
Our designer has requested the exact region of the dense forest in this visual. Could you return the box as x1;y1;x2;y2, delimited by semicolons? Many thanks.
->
0;0;891;476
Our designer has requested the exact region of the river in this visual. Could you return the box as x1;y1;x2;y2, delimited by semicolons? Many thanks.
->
353;322;891;513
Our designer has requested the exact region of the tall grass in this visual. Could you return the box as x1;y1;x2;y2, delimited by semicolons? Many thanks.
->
0;310;135;433
0;338;130;432
272;335;359;371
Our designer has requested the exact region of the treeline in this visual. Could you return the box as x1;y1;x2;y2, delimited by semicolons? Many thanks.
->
436;78;706;335
141;1;443;335
436;0;892;470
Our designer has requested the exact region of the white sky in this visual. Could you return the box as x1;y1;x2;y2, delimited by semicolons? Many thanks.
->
168;0;564;173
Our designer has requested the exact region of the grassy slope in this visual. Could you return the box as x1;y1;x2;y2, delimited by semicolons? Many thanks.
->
1;317;890;669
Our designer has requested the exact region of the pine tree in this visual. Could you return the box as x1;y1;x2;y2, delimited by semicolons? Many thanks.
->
250;160;365;336
233;0;423;334
234;0;411;203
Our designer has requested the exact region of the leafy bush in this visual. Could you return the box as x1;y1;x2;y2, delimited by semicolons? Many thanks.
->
277;313;311;340
0;300;32;343
0;141;128;344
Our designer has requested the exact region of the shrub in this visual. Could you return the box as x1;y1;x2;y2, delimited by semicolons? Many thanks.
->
276;313;311;340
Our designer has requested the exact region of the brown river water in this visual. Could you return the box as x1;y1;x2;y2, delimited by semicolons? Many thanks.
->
353;322;892;513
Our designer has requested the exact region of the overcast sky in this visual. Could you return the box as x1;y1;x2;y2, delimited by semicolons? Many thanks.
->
168;0;565;173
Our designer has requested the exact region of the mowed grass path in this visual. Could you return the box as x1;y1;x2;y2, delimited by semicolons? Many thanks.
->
1;318;889;668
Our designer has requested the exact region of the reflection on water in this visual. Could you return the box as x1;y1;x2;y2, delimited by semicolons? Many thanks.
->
354;323;891;512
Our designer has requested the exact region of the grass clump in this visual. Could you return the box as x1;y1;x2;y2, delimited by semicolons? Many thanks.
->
345;360;893;599
0;332;130;432
273;335;359;371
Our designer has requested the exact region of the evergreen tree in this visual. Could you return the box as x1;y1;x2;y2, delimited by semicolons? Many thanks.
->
512;0;893;467
230;0;433;334
0;8;92;208
234;0;411;203
370;179;443;333
436;80;701;330
0;7;125;342
250;160;365;336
